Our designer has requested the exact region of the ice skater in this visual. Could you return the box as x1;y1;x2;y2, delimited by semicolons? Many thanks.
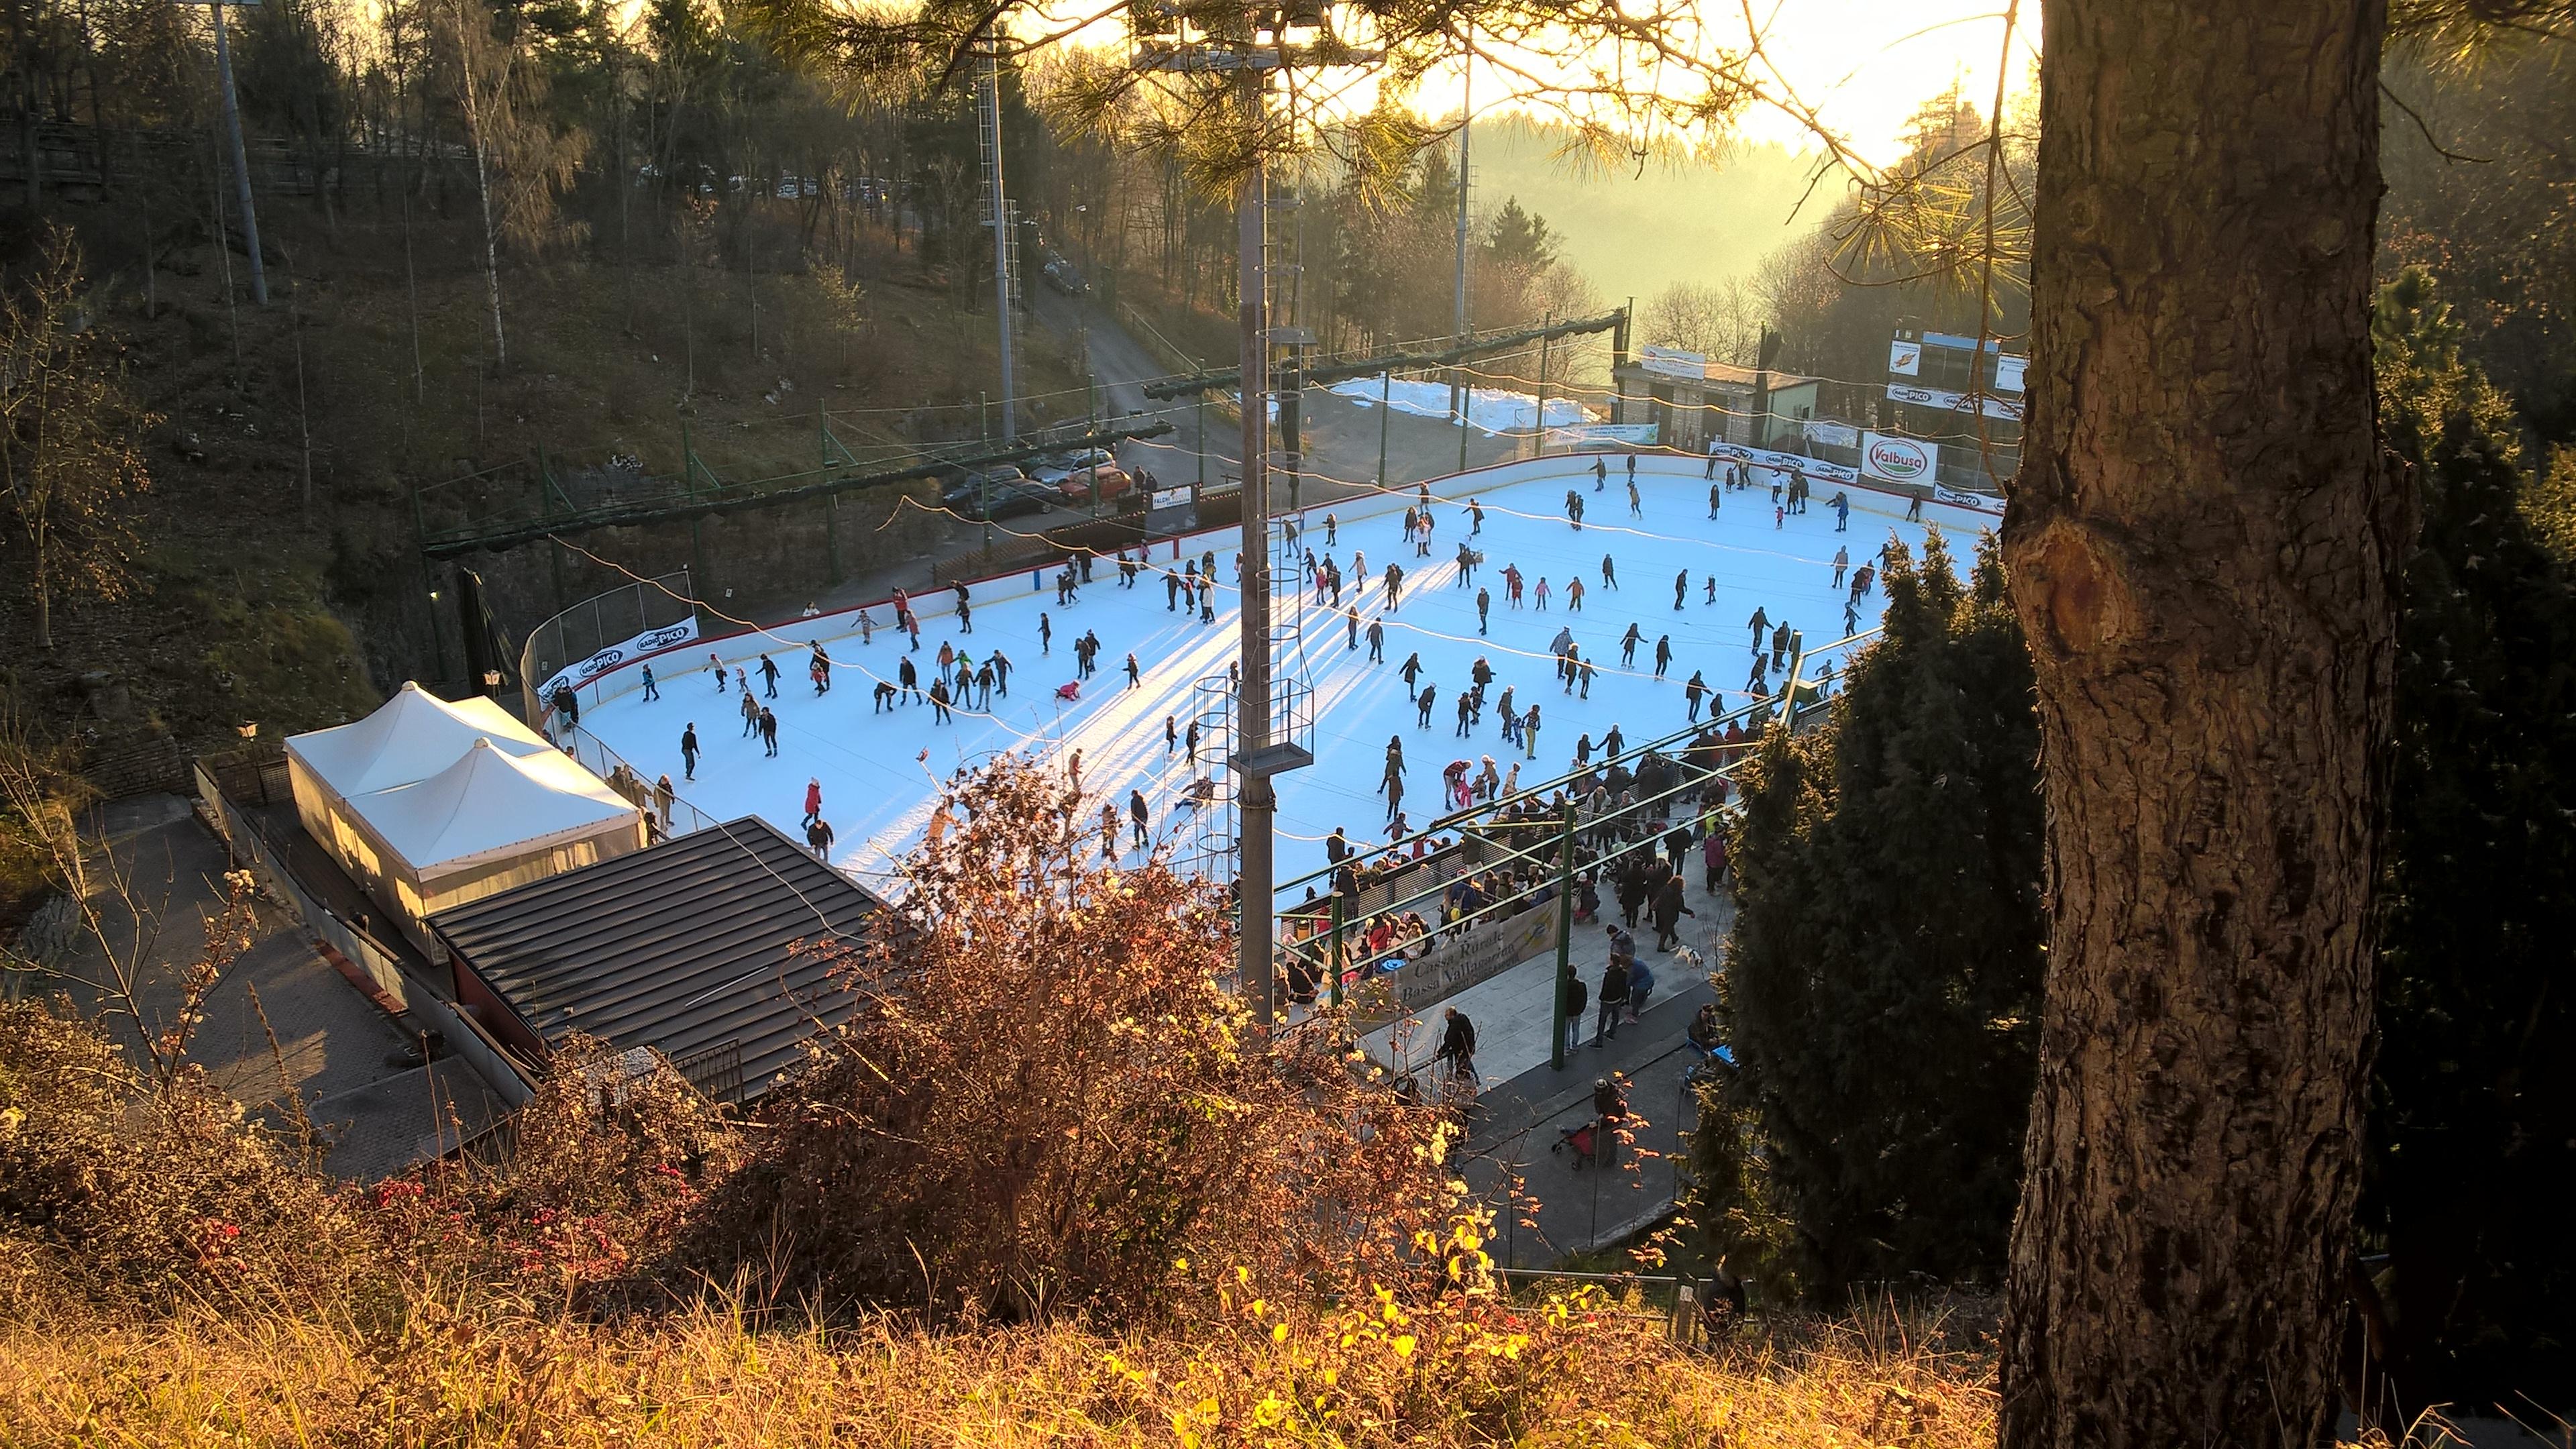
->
1602;553;1618;590
641;665;659;701
680;723;699;780
758;706;779;757
1593;457;1607;491
1748;606;1770;649
759;653;780;698
1621;623;1642;667
1832;545;1849;590
1401;651;1424;700
1655;635;1673;679
1684;672;1709;721
1416;684;1439;729
1673;569;1688;610
1535;577;1551;610
1627;476;1642;517
1366;618;1386;662
1476;587;1491;635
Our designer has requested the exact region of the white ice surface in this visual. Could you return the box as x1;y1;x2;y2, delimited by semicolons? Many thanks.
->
578;455;1989;893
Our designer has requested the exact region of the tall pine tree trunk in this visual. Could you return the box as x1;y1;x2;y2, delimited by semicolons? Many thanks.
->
1996;2;2405;1444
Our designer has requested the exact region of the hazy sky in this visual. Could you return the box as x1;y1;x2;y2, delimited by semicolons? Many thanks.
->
1731;0;2038;164
1399;0;2040;169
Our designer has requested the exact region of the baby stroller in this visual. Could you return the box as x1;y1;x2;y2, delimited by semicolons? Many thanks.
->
1552;1118;1600;1170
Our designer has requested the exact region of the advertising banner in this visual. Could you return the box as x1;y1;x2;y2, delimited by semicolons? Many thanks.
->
1640;345;1705;380
1706;441;1859;487
1549;422;1660;447
540;616;700;700
1993;354;2029;395
1859;431;1939;488
1888;338;1922;376
1886;382;2025;423
1932;482;2006;517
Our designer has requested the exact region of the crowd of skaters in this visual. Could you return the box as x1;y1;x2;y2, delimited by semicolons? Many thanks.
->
615;455;1896;950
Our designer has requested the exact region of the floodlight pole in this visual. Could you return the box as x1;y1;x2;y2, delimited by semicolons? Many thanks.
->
1235;60;1278;1026
977;37;1016;444
1549;800;1577;1071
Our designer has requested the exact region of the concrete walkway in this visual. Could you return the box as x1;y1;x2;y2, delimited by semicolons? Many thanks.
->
1355;861;1735;1268
33;795;500;1179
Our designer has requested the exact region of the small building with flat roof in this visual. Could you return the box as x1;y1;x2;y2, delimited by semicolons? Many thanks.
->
428;816;880;1104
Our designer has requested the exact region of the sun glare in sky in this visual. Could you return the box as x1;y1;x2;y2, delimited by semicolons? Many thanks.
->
1403;0;2039;168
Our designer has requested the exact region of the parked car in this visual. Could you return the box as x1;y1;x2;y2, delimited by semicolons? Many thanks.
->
1059;463;1133;505
1027;446;1113;485
1042;255;1090;296
939;467;1054;521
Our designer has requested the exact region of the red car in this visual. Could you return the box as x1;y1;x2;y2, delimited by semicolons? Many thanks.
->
1059;463;1133;504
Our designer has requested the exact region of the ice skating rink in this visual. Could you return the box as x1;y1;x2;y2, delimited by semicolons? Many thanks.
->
577;454;1997;888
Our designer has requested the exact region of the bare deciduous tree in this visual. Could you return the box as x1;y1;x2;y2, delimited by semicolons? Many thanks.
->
0;227;153;651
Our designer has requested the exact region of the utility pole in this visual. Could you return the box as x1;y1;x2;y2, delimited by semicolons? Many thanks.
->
196;0;268;306
1448;36;1471;450
1234;60;1278;1024
976;35;1017;443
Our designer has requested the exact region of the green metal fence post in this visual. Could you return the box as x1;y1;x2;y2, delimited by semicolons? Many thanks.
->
1329;890;1346;1010
1550;800;1577;1072
1377;370;1391;488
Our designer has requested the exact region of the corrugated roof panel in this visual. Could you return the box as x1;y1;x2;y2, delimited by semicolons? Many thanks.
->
430;818;880;1095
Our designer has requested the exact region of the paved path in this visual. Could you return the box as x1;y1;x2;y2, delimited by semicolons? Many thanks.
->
37;795;500;1179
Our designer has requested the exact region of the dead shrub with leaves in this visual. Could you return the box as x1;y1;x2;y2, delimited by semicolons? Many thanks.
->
681;755;1452;1324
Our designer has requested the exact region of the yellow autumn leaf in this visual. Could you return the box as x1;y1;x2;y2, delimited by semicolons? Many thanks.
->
1392;1334;1417;1358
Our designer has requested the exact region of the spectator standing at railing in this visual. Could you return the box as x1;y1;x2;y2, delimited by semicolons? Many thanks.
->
654;773;676;831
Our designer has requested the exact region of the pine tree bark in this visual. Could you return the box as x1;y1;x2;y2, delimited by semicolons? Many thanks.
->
1997;2;2406;1445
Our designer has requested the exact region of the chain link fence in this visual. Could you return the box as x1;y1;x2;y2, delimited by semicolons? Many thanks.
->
518;570;700;724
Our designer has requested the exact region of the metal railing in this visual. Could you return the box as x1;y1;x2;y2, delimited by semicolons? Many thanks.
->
192;759;537;1109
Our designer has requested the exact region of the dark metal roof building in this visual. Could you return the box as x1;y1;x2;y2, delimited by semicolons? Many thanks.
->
429;817;879;1102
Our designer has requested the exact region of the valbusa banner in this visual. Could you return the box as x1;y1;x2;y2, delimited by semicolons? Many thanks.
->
1859;431;1940;488
539;617;700;700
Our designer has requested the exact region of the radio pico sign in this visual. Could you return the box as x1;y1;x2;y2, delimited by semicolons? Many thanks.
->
1859;431;1938;486
539;616;700;700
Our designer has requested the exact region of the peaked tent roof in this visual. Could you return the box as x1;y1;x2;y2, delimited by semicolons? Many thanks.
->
286;682;555;802
362;738;639;879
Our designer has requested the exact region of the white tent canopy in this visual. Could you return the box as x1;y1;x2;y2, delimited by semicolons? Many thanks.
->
283;682;644;951
287;682;551;804
364;739;639;883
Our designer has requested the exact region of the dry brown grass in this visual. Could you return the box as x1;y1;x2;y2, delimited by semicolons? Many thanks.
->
0;1289;2004;1448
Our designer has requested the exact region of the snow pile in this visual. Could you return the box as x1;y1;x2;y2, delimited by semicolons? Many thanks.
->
1328;375;1595;438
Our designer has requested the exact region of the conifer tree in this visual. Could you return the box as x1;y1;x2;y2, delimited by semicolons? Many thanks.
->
2364;268;2576;1410
1693;529;2043;1299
